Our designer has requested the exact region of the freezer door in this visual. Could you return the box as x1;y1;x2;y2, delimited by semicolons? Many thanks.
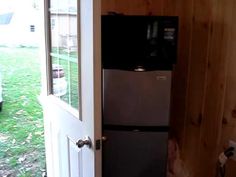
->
102;130;168;177
103;69;172;126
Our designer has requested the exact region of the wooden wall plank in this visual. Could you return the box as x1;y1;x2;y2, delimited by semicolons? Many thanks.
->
101;0;117;14
145;0;164;15
197;0;233;176
101;0;164;15
182;0;212;176
219;1;236;177
163;0;181;16
163;0;193;152
110;0;147;15
221;0;236;142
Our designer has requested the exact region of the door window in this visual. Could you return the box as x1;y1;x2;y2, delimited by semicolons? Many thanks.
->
49;0;79;109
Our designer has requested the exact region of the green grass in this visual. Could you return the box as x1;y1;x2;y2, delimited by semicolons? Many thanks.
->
51;48;79;109
0;47;45;177
52;57;79;108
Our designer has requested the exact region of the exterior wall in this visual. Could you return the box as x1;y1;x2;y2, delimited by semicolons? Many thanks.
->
0;2;39;47
50;13;77;49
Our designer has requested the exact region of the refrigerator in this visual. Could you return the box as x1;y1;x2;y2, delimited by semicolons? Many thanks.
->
101;15;178;177
102;69;172;177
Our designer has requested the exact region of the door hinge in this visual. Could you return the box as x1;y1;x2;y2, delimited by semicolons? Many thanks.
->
96;139;101;150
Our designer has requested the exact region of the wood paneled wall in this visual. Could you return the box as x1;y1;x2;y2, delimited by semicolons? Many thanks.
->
102;0;236;177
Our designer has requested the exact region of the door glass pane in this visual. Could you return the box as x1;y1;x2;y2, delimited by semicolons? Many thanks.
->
49;0;79;109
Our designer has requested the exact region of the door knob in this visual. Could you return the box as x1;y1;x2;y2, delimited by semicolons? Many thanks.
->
102;136;107;142
76;136;92;148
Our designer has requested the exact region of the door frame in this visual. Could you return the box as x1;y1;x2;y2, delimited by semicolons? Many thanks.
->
93;1;102;176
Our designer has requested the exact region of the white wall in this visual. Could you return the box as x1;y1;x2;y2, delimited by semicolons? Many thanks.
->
0;0;40;47
51;13;77;48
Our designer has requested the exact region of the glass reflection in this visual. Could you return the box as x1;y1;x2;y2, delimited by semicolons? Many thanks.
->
49;0;79;109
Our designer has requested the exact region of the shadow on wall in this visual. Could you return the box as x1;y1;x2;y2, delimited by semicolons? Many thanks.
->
167;139;190;177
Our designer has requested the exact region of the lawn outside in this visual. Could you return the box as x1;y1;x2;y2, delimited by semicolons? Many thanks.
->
0;47;45;177
0;70;2;111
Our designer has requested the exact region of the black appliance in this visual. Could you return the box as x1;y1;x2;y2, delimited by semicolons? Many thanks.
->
102;15;178;177
102;15;178;71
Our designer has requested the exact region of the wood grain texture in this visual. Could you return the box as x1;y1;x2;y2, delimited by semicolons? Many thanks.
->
182;0;212;175
101;0;117;14
102;0;164;15
219;1;236;177
197;0;229;176
221;0;236;140
163;0;192;157
145;0;164;15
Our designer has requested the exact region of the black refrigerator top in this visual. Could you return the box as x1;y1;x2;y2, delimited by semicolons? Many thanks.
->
102;15;178;71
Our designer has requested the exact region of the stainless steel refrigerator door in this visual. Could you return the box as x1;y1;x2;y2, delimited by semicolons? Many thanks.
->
103;69;172;126
102;130;168;177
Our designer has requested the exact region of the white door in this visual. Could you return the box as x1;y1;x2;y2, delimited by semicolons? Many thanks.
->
40;0;101;177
